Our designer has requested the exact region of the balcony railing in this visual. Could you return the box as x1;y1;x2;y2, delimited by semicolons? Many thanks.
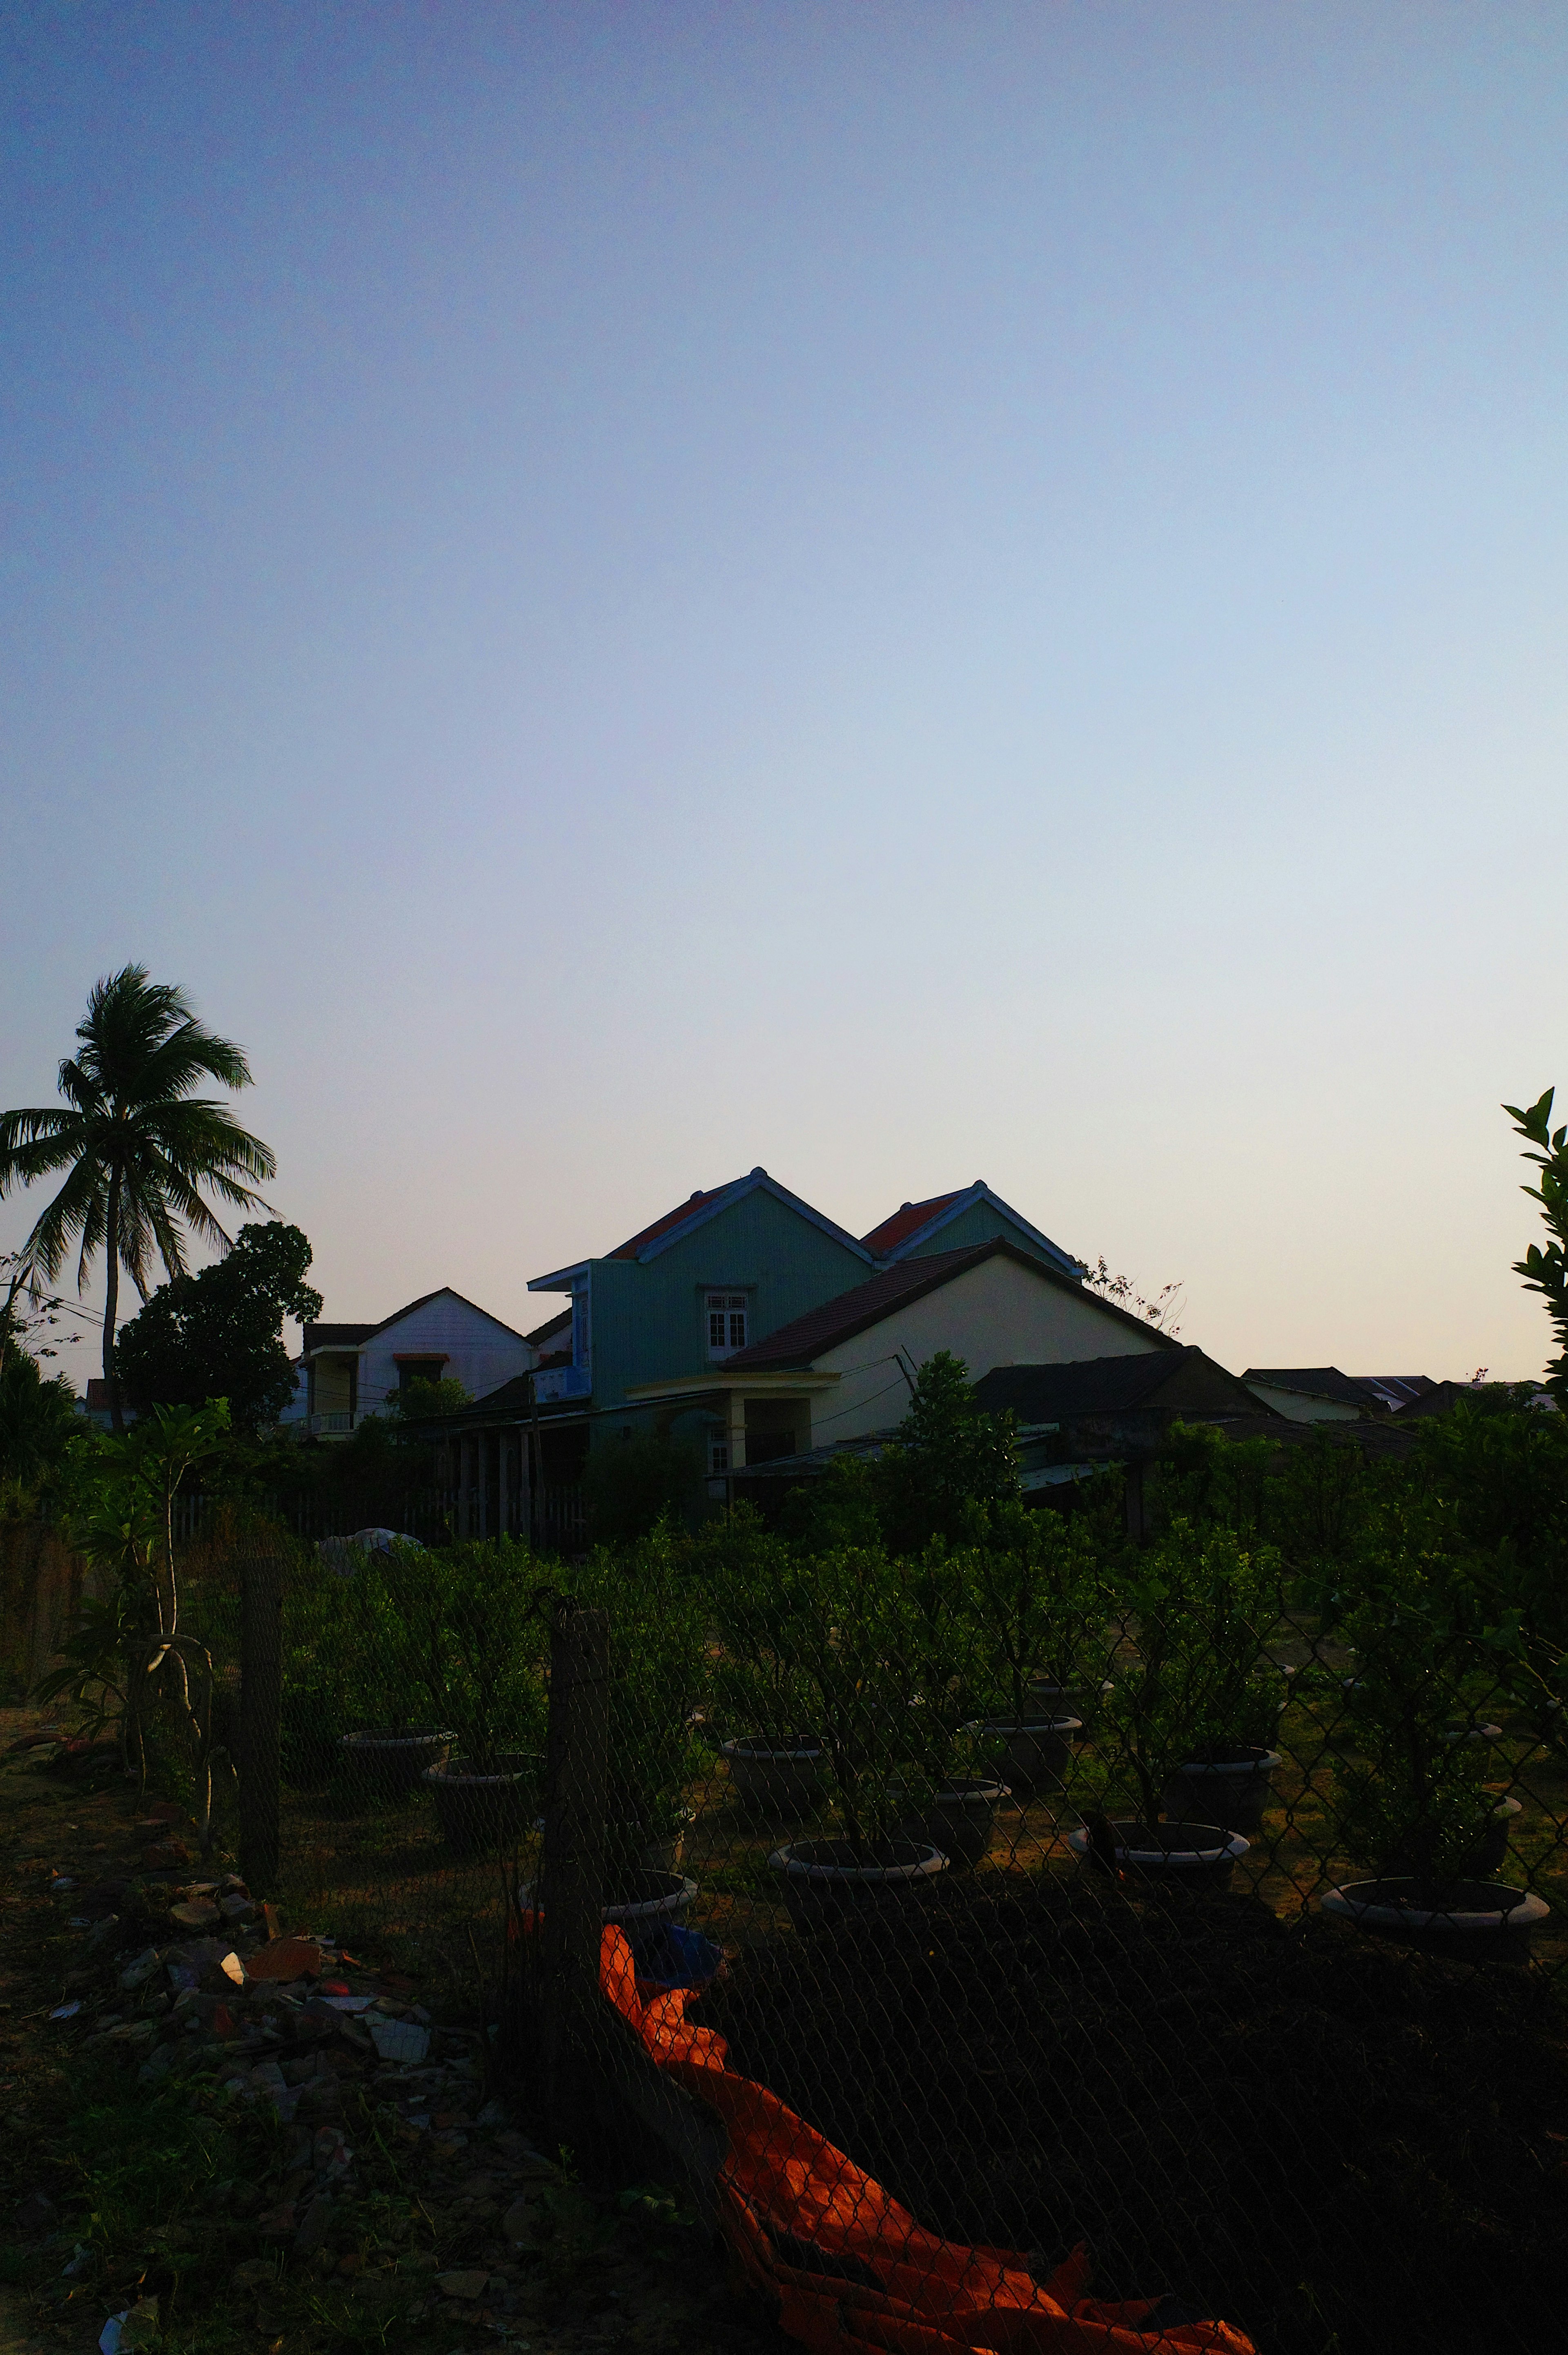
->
308;1409;360;1437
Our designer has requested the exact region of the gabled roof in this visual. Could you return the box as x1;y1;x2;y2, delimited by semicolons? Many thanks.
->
302;1289;530;1356
860;1181;1080;1276
974;1349;1258;1422
722;1238;1182;1372
860;1194;964;1256
526;1307;572;1347
530;1168;873;1290
1243;1366;1374;1413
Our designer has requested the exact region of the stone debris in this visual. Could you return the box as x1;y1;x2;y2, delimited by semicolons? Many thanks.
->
436;2268;491;2299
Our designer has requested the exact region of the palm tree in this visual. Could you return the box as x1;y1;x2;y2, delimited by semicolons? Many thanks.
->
0;968;276;1432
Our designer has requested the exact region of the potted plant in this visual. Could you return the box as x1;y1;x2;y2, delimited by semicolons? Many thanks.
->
1321;1569;1549;1962
960;1506;1098;1800
421;1541;547;1855
573;1529;711;1914
753;1544;947;1928
705;1513;825;1817
1074;1524;1276;1885
339;1541;457;1800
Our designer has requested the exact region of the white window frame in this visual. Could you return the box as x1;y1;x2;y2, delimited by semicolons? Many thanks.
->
706;1428;730;1476
706;1292;749;1360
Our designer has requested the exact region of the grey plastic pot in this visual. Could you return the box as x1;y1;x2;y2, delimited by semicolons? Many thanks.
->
516;1871;697;1929
1321;1878;1549;1967
340;1728;454;1800
768;1838;947;1932
918;1780;1011;1871
722;1737;823;1816
423;1753;537;1856
1067;1819;1250;1891
966;1717;1081;1800
1027;1680;1114;1736
1161;1747;1282;1833
602;1871;698;1930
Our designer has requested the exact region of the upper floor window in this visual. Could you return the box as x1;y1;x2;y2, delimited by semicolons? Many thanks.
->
707;1293;748;1359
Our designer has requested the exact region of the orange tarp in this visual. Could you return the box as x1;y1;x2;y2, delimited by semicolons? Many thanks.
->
597;1927;1255;2355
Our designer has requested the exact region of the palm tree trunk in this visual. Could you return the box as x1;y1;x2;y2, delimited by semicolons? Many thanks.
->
103;1166;123;1434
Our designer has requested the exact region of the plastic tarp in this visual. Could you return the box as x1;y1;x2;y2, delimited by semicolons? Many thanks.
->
598;1926;1256;2355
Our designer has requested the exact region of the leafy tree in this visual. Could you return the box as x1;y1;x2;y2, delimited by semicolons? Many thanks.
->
1505;1087;1568;1405
875;1350;1019;1550
114;1221;322;1433
0;967;276;1432
0;1340;81;1493
586;1426;703;1544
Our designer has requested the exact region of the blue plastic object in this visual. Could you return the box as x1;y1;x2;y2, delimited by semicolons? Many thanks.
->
631;1922;722;1992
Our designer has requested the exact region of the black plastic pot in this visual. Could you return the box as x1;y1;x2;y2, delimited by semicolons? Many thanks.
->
340;1727;453;1800
423;1752;537;1855
1161;1746;1282;1833
768;1838;947;1931
1321;1878;1550;1966
722;1737;823;1816
1066;1819;1250;1891
915;1780;1011;1871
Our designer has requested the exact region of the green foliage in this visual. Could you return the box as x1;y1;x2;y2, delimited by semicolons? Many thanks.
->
778;1452;882;1550
42;1401;235;1835
959;1501;1101;1726
439;1540;550;1773
1150;1419;1279;1547
0;1339;82;1491
700;1506;819;1746
875;1350;1020;1550
1332;1548;1501;1893
571;1526;711;1864
342;1538;549;1775
1505;1085;1568;1405
1412;1390;1568;1641
114;1220;322;1432
1095;1521;1284;1824
585;1426;704;1545
387;1374;471;1421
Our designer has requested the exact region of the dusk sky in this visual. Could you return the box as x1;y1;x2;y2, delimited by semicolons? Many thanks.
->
4;2;1566;1382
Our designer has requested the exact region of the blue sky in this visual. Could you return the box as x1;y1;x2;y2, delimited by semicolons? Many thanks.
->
4;2;1566;1380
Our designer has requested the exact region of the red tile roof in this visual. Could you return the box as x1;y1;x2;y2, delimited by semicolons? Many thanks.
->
608;1186;728;1260
859;1193;962;1256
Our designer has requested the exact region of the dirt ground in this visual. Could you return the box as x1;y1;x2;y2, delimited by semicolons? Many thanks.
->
0;1703;794;2355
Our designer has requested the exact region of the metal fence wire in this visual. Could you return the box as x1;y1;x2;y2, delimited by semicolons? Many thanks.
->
172;1492;1568;2355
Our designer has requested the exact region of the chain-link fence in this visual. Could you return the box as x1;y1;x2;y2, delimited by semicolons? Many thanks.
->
140;1474;1568;2355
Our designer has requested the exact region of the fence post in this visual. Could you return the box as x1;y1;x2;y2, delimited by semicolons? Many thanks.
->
238;1550;284;1898
539;1603;610;2135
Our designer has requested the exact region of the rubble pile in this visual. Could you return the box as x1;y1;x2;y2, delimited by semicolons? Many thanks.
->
46;1806;574;2330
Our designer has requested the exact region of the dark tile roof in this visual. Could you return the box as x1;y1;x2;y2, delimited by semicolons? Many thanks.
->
302;1323;377;1352
526;1307;572;1346
859;1194;962;1256
973;1349;1256;1422
1354;1374;1437;1412
608;1182;737;1260
723;1239;1181;1373
1242;1366;1374;1412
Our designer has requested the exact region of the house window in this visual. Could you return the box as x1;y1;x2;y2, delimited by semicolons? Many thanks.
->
706;1293;748;1359
707;1430;729;1476
398;1359;445;1395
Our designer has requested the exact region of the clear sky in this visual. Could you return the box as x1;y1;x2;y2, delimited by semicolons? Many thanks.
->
3;2;1566;1384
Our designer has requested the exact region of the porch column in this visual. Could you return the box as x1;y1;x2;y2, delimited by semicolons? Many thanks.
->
725;1389;747;1473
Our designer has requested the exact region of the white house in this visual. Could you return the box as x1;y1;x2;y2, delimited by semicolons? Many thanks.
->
280;1288;533;1438
618;1238;1178;1472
